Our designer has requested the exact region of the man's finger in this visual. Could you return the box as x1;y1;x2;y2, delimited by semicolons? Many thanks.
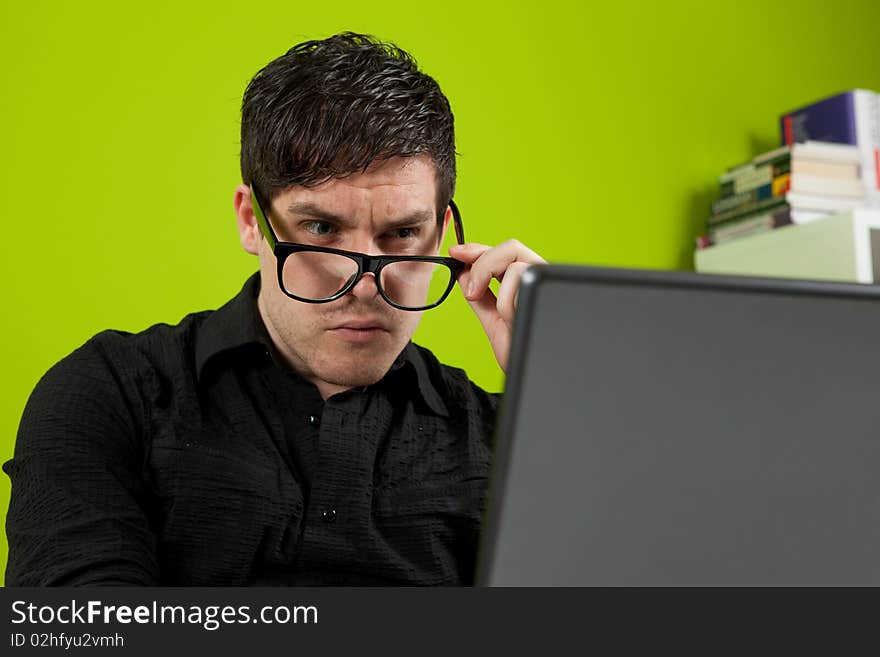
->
456;272;510;370
448;243;490;264
496;261;532;323
461;240;544;301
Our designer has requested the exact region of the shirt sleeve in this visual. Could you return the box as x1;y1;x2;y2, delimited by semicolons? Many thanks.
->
3;338;159;586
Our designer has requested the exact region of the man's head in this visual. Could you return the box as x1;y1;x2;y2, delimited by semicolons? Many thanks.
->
240;32;455;218
234;33;457;399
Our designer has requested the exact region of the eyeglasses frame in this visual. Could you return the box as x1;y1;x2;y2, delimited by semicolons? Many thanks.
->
250;185;467;311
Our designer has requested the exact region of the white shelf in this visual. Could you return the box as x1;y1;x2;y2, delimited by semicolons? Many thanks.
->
694;208;880;284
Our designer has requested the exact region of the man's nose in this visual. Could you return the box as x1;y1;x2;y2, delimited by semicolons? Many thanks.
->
349;270;380;301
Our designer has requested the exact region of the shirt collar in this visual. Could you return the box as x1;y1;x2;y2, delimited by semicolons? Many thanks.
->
195;272;269;382
195;273;449;417
389;343;450;417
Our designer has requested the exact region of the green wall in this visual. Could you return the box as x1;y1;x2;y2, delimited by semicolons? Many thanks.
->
3;0;880;581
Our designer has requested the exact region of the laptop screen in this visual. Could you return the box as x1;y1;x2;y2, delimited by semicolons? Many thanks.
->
477;265;880;586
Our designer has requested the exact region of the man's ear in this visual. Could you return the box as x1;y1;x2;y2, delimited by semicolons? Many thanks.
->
439;206;452;247
234;183;262;256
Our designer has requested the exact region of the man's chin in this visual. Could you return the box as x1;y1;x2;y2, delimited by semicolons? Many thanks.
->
315;366;388;390
311;348;399;389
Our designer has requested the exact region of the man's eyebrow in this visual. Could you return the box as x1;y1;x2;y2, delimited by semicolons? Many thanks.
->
286;202;356;227
382;212;435;230
285;202;435;229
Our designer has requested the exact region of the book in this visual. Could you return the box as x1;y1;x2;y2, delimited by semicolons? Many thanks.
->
712;182;774;215
708;206;792;245
784;191;866;213
720;163;789;197
772;173;791;196
719;146;790;193
711;141;864;220
708;189;865;228
708;195;787;227
787;140;860;163
695;234;712;250
790;158;859;179
780;90;880;202
789;174;865;198
717;141;856;200
719;168;772;196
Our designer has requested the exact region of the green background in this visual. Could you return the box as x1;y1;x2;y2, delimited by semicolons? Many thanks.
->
3;0;880;583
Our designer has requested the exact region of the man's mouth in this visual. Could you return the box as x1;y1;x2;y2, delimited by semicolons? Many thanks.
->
327;319;389;343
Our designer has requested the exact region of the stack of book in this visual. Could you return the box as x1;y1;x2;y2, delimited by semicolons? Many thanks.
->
700;141;864;247
781;89;880;205
698;88;880;249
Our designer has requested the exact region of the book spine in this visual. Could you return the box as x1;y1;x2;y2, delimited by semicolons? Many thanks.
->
784;191;866;211
712;183;773;215
789;174;865;198
876;149;880;192
719;160;789;197
853;90;880;196
790;159;859;178
695;234;712;250
720;163;760;186
713;172;790;219
783;113;794;146
792;141;860;162
719;148;790;184
707;195;788;227
773;172;791;196
708;207;792;245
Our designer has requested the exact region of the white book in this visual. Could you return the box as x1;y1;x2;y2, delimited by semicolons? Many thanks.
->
792;140;861;163
789;174;865;198
853;89;880;202
785;191;867;212
790;158;859;179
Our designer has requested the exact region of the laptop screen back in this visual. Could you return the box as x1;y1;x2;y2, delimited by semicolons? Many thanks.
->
477;265;880;586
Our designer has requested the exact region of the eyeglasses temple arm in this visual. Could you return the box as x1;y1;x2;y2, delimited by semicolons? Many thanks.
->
449;199;465;244
250;186;278;250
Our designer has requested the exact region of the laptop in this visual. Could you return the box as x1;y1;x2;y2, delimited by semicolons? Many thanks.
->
475;264;880;586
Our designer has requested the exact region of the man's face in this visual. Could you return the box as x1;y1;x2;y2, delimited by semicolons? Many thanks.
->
253;155;447;397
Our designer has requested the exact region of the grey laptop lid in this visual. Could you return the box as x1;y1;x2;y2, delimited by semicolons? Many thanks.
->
476;265;880;586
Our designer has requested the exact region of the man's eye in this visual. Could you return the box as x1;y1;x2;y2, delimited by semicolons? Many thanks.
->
392;227;420;239
303;221;335;236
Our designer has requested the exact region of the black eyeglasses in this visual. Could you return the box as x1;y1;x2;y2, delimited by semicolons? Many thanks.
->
250;186;466;311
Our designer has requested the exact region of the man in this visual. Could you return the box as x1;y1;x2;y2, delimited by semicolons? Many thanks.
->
4;33;544;585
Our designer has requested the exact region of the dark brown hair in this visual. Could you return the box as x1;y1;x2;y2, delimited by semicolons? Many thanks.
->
240;32;456;217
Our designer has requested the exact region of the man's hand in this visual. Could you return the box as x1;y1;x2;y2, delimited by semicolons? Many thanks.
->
448;240;546;372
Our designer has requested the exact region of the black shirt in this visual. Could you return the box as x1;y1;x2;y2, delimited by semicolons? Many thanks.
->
4;274;499;586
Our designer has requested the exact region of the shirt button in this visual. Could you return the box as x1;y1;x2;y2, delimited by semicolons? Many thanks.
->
308;415;319;426
321;508;337;524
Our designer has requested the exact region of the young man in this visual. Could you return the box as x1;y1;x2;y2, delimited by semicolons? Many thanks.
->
4;33;544;585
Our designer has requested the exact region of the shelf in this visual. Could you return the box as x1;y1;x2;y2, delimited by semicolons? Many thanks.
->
694;208;880;284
